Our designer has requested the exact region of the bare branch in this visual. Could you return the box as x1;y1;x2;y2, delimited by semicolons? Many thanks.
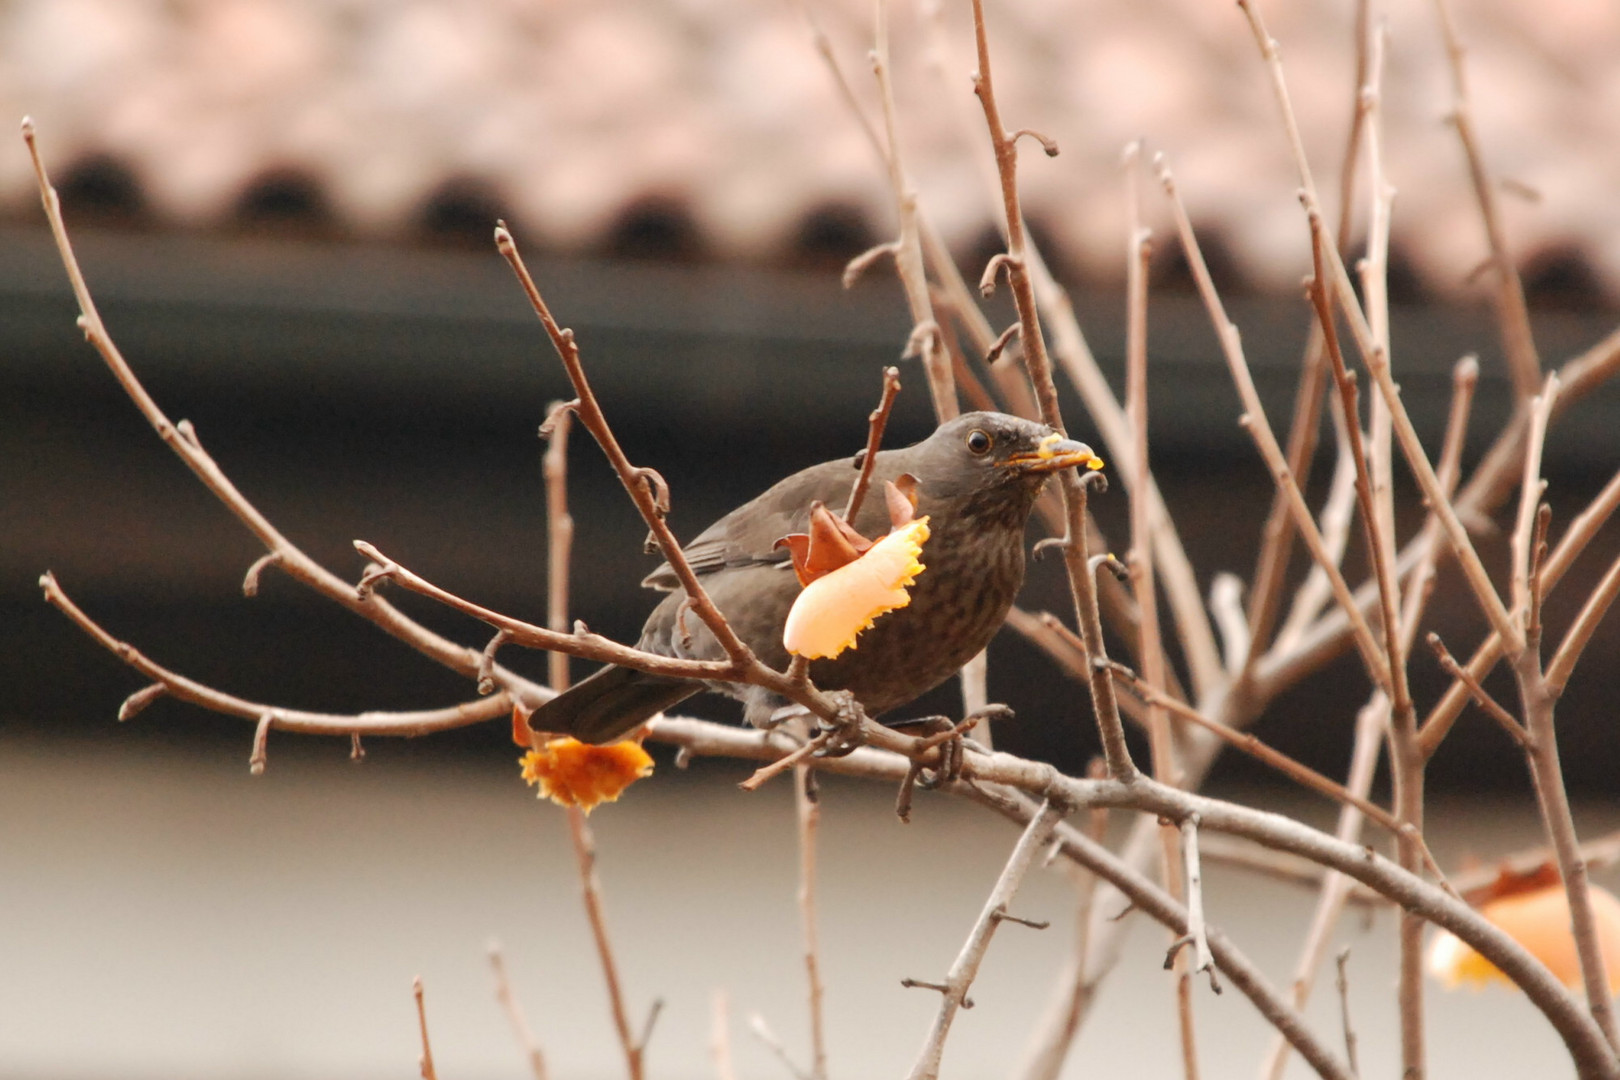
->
1426;633;1528;748
249;714;271;776
905;800;1064;1080
543;402;575;693
1546;551;1620;695
1110;663;1403;836
1511;376;1561;621
868;1;957;421
1430;0;1542;401
965;2;1135;779
1335;949;1360;1078
566;804;646;1079
1419;466;1620;755
41;571;517;737
843;366;903;522
1158;155;1390;691
794;766;829;1080
1175;816;1221;993
748;1011;813;1080
496;225;758;670
349;540;744;685
413;976;438;1080
118;682;167;722
489;942;550;1080
22;118;551;707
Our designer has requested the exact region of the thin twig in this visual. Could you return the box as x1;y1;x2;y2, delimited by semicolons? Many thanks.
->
1335;949;1360;1078
1259;696;1388;1080
1243;0;1371;680
351;542;738;682
1430;0;1542;402
843;366;902;522
1308;188;1428;1078
711;990;736;1080
414;976;438;1080
1426;633;1528;747
740;731;839;793
1238;1;1522;659
1546;551;1620;694
867;0;957;421
1511;376;1561;622
748;1012;812;1080
1158;155;1390;691
644;714;1620;1079
1396;355;1478;664
968;0;1134;780
915;15;1220;699
41;571;519;736
1124;142;1199;1073
1419;465;1620;755
1110;663;1404;836
1271;387;1360;659
496;225;757;669
22;119;550;710
794;765;829;1080
905;800;1065;1080
1173;816;1220;993
543;403;575;694
489;942;550;1080
566;805;646;1080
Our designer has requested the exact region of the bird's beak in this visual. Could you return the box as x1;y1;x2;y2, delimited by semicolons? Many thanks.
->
1003;432;1104;474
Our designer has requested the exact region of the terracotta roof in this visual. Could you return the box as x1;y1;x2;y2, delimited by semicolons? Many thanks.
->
4;0;1618;301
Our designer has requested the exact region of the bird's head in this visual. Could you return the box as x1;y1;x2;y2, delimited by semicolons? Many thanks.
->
913;412;1102;505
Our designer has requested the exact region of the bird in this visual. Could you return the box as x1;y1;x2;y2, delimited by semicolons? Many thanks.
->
530;411;1097;744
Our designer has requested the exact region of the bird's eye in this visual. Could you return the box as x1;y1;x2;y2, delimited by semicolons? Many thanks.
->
966;429;993;455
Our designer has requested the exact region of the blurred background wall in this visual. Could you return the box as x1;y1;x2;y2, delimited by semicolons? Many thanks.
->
3;1;1620;1077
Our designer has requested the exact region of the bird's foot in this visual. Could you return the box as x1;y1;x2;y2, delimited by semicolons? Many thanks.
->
808;690;869;759
892;705;1013;822
891;715;963;822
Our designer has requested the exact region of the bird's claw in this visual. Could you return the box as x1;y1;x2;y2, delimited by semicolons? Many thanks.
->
893;715;969;822
809;690;868;758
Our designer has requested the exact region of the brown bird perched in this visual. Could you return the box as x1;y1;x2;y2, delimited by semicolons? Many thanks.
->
530;411;1098;744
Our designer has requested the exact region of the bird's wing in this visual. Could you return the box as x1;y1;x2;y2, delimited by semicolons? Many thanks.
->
641;455;894;591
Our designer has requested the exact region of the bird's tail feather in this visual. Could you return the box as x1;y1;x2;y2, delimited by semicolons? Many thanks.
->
529;664;698;745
